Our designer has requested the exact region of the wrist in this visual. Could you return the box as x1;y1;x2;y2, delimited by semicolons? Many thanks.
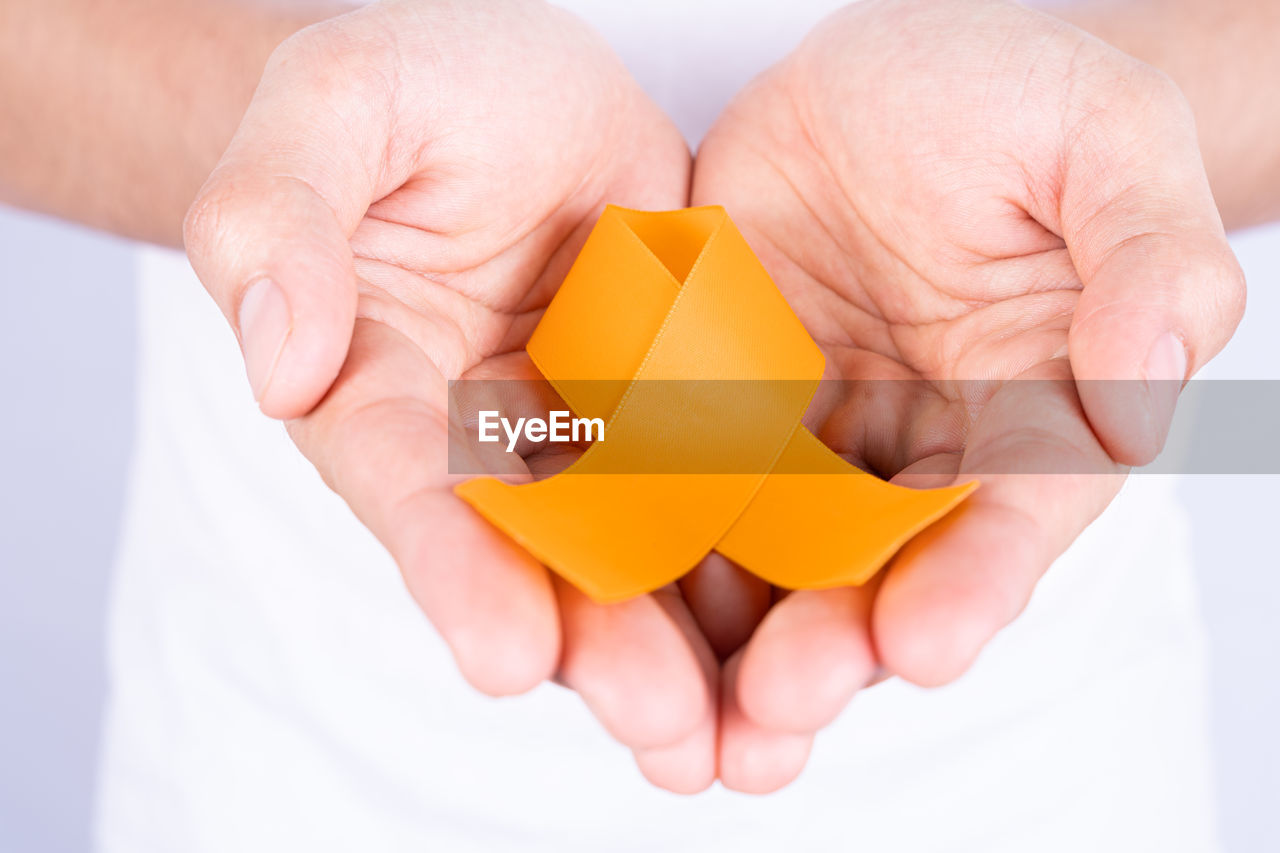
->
149;1;362;245
0;1;357;245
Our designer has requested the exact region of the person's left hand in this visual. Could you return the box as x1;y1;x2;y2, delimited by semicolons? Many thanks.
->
688;0;1245;791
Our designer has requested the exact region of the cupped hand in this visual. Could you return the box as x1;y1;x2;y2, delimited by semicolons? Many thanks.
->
184;0;718;793
690;0;1244;790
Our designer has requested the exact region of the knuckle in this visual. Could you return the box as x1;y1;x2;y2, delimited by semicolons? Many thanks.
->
1143;66;1188;109
1221;253;1248;325
1127;62;1195;128
182;180;235;258
268;16;385;107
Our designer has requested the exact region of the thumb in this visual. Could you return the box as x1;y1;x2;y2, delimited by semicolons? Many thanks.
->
183;23;390;419
1063;85;1246;466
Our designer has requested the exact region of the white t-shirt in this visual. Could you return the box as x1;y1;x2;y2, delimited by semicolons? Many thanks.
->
96;2;1219;850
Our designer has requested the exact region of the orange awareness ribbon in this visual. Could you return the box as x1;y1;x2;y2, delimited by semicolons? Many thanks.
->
455;206;976;603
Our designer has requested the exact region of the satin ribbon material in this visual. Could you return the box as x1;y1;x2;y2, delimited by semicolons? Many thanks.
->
456;206;976;603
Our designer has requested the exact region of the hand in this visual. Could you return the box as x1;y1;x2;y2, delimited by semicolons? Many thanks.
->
184;0;718;793
690;0;1244;789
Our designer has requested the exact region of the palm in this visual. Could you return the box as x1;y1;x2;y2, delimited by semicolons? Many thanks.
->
332;85;690;476
695;57;1092;481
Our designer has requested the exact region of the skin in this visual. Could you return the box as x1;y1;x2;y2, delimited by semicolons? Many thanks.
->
182;0;736;794
689;0;1247;789
1036;0;1280;230
0;0;357;244
2;0;1279;798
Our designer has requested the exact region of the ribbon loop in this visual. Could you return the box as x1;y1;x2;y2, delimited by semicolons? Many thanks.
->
456;206;975;602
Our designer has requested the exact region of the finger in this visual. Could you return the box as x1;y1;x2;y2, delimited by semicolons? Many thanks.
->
555;580;712;753
873;362;1124;687
718;652;813;795
734;584;879;733
678;552;772;660
731;452;955;712
184;17;399;418
631;588;720;794
287;319;560;696
1060;77;1246;465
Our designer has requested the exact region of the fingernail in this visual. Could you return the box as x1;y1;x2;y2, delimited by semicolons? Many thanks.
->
237;278;291;402
1143;331;1187;450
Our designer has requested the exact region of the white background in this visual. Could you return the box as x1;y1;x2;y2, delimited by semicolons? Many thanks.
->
0;207;1276;851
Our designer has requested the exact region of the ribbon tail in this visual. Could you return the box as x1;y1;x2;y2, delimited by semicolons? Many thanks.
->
716;429;978;588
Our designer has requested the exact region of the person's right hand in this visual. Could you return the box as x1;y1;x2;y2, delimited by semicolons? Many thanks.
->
184;0;718;793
